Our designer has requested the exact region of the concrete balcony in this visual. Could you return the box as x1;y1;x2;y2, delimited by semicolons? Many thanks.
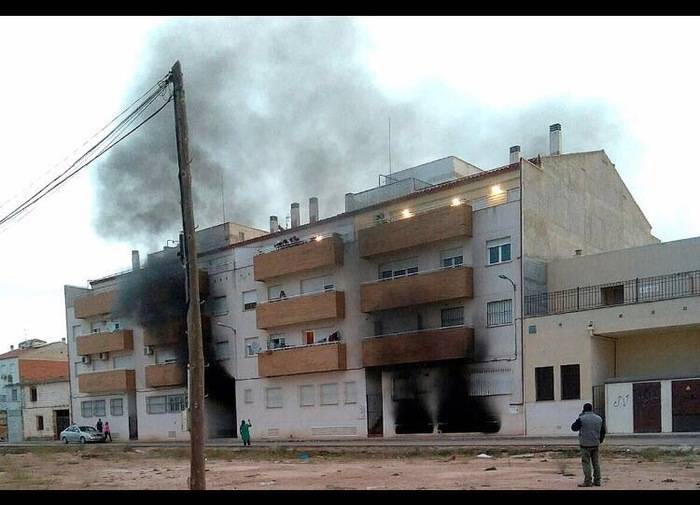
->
76;329;133;356
143;321;184;347
74;290;117;319
77;369;135;394
362;325;475;367
145;362;186;388
358;204;472;258
258;341;347;378
361;266;473;313
254;234;344;282
256;290;345;329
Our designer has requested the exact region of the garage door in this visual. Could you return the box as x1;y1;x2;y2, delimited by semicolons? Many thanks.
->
633;382;661;433
672;379;700;432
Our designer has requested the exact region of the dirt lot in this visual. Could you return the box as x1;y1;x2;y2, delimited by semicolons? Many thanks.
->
0;445;698;490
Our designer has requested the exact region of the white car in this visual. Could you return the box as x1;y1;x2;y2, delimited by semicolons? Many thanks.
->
60;424;105;444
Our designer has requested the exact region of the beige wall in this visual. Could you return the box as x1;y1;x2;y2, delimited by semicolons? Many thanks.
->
523;151;657;263
616;329;700;379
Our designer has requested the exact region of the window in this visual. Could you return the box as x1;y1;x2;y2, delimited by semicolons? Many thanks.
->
535;366;554;401
81;401;93;418
441;307;464;327
93;400;106;417
36;416;44;431
113;355;133;369
265;387;283;409
441;247;464;268
110;398;124;416
146;396;167;414
244;389;254;404
168;394;186;412
378;259;419;280
320;383;339;405
299;385;315;407
561;364;581;400
268;335;286;350
344;382;357;404
601;285;624;306
155;348;178;365
487;299;513;327
208;296;228;316
11;389;17;401
268;285;285;300
487;237;512;265
244;338;260;358
30;387;37;402
243;290;257;311
215;340;230;360
301;275;334;294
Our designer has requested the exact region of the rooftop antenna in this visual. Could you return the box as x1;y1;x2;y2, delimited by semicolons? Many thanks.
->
220;167;226;223
388;116;392;177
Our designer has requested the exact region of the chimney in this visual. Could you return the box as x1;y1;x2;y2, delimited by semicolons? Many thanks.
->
509;145;521;164
10;345;13;351
549;123;562;155
131;250;140;271
61;337;66;343
269;216;279;233
309;197;319;224
290;203;300;228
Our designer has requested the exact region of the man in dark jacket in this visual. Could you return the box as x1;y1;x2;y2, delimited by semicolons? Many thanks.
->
571;403;606;487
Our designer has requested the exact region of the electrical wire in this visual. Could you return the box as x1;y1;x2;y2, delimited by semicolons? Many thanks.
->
0;74;173;229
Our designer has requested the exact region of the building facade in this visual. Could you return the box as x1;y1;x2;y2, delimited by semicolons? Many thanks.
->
0;340;69;442
65;124;666;440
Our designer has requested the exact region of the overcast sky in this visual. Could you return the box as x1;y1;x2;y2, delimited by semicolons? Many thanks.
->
0;16;698;352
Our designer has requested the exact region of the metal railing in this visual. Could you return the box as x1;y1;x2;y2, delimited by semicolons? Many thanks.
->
524;269;700;317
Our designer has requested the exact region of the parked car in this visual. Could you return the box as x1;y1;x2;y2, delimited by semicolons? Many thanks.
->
60;424;105;444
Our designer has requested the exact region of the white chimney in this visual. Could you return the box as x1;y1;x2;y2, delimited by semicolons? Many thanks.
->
509;145;521;164
269;216;279;233
549;123;562;155
10;345;14;351
131;250;140;271
309;197;319;224
290;203;300;228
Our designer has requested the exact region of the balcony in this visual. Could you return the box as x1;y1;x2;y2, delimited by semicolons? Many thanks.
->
524;269;700;317
254;234;344;281
258;341;347;378
358;204;472;258
361;266;473;312
76;329;133;356
256;290;345;329
143;321;184;347
77;369;135;394
362;326;474;367
145;362;186;388
74;290;117;319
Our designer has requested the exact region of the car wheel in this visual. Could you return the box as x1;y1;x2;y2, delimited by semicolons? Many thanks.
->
62;437;68;444
80;436;86;444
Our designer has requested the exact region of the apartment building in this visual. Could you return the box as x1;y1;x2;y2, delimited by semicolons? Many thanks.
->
0;340;69;442
65;124;660;440
524;237;700;435
64;223;266;441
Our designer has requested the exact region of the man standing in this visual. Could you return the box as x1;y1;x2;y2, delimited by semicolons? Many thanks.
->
240;419;252;446
571;403;606;487
96;418;103;434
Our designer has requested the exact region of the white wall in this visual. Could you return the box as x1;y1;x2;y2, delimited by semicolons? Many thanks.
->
136;387;189;441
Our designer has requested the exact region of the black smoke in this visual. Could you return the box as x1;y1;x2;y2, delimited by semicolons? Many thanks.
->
115;250;237;437
93;18;626;249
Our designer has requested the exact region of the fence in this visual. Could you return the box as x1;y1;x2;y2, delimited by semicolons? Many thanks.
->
524;269;700;317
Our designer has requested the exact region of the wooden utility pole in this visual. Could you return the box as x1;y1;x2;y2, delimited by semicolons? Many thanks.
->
170;60;206;490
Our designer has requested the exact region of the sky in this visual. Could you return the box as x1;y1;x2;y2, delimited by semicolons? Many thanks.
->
0;16;699;352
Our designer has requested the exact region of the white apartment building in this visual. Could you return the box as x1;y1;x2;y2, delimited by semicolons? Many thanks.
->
65;124;661;440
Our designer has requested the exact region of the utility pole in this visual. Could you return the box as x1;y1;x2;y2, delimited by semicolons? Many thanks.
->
170;60;206;491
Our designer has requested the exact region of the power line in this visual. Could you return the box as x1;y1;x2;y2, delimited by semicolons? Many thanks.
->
0;74;173;229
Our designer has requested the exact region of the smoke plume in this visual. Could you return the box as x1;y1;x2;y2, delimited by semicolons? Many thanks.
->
93;17;625;247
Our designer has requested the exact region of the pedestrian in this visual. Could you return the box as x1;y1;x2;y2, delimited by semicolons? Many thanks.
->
240;419;252;446
96;418;103;433
103;421;112;442
571;403;606;487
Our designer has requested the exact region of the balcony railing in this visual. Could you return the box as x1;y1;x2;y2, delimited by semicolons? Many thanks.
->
257;341;347;377
524;269;700;317
256;289;345;329
253;233;343;281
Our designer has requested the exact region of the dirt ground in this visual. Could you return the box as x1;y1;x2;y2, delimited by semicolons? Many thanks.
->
0;445;698;490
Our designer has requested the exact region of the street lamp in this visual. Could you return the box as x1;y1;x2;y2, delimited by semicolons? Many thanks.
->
498;275;518;359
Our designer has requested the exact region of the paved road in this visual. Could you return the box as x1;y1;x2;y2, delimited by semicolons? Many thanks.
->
3;433;698;449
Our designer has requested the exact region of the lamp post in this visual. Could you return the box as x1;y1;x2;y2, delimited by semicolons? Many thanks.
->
498;274;517;359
